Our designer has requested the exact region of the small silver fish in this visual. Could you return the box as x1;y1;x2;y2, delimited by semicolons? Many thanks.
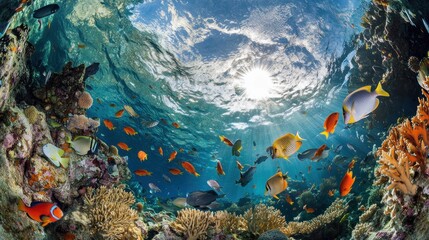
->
423;18;429;34
142;120;159;128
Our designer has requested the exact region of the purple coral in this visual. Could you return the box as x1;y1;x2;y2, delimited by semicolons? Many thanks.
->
3;133;15;149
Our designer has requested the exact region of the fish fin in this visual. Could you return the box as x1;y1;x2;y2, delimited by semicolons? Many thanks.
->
57;148;65;156
295;132;304;141
40;216;51;227
320;131;329;139
372;99;380;112
375;82;389;97
356;85;372;92
194;173;200;177
17;198;27;212
60;157;70;168
273;194;279;200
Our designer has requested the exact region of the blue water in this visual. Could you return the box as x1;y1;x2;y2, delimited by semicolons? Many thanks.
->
26;0;378;203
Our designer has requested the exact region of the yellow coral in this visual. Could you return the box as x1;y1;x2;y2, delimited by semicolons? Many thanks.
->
83;186;143;240
243;204;286;236
170;208;212;240
281;198;347;237
23;106;39;124
211;210;246;235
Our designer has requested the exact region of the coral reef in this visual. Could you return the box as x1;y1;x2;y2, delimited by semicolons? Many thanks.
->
66;114;100;133
77;91;93;109
352;223;373;240
211;210;246;235
243;204;286;237
83;186;144;240
258;230;289;240
281;198;348;237
170;208;212;240
23;106;40;124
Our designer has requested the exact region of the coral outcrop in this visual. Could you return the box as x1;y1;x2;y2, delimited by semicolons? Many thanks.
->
243;204;286;237
211;210;246;235
281;198;348;237
170;208;212;240
83;186;144;240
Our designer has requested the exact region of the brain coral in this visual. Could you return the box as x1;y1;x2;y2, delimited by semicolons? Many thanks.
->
24;106;39;124
78;91;93;109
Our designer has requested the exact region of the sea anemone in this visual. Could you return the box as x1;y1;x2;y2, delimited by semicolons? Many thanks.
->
78;91;93;109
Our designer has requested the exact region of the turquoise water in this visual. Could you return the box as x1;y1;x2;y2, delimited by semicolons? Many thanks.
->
24;0;377;203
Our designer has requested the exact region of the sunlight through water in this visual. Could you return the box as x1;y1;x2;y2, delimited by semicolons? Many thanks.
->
239;66;274;100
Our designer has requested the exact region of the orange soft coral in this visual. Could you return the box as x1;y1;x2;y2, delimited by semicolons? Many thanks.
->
375;89;429;195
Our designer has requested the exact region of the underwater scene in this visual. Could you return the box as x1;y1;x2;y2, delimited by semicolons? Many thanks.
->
1;0;429;239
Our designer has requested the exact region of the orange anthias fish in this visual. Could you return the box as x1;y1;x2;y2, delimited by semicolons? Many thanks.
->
216;160;225;175
115;109;125;118
124;126;138;135
169;168;183;175
328;189;335;197
158;147;163;156
103;119;115;130
303;205;315;214
172;122;180;128
219;135;233;146
340;170;356;197
182;161;200;177
286;195;294;205
168;151;178;162
236;160;244;171
348;159;356;170
138;151;148;162
134;169;152;176
117;142;131;151
18;199;63;227
320;112;339;139
311;144;327;160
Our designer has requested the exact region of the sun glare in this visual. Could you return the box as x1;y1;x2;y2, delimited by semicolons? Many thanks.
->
240;66;274;100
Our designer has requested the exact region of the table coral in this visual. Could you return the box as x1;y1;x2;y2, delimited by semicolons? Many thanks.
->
170;208;212;240
243;204;286;237
83;186;143;240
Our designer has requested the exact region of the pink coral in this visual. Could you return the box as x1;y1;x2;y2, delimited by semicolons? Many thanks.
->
3;133;15;149
67;115;100;132
78;91;93;109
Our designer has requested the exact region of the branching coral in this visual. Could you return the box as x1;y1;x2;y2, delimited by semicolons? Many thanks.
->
281;198;348;236
375;90;429;195
351;223;373;240
170;208;212;240
359;204;378;223
211;210;246;235
243;204;286;236
83;186;143;240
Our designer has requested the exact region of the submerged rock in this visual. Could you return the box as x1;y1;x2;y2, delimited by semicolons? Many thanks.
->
258;230;288;240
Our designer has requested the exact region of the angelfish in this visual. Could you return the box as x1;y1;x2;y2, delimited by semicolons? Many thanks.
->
342;82;389;124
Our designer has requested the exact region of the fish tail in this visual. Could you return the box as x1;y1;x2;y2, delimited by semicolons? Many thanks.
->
194;172;200;177
17;198;27;212
320;131;329;139
273;195;279;200
375;82;389;97
60;157;70;168
295;132;305;141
